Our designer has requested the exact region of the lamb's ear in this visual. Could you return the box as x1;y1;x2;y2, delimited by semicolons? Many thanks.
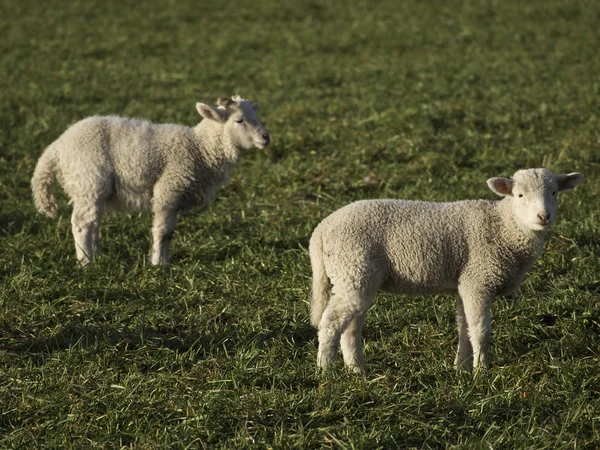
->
196;103;227;123
487;177;514;197
556;172;584;192
251;103;260;111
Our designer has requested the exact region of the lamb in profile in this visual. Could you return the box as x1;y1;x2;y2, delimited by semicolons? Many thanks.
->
309;168;584;373
31;95;270;266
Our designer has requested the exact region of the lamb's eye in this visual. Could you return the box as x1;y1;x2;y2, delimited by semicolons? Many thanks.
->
552;191;556;196
518;194;524;198
235;119;244;124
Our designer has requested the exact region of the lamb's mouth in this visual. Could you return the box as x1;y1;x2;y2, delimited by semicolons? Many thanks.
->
535;221;552;230
254;139;270;149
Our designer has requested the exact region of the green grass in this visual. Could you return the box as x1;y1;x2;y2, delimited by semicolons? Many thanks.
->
1;0;599;447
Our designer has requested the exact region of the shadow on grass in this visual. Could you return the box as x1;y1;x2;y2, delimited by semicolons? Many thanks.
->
579;281;600;292
0;211;39;237
572;232;600;248
261;236;308;251
0;315;317;371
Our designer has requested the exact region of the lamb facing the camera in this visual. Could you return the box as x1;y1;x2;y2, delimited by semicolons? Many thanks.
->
309;168;584;373
31;95;270;266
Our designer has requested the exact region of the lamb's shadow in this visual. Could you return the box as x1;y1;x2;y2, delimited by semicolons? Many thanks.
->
263;235;310;251
0;322;183;351
0;321;238;370
0;211;39;237
571;232;600;248
188;234;309;267
507;310;600;362
0;310;317;373
579;281;600;292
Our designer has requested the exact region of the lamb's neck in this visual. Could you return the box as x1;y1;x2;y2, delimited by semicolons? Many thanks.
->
496;199;546;259
193;120;242;167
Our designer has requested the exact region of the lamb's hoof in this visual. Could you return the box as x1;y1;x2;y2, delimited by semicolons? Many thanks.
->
347;364;366;375
149;255;170;266
471;367;489;378
454;358;473;373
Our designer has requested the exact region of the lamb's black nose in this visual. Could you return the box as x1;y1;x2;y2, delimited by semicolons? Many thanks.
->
263;132;270;142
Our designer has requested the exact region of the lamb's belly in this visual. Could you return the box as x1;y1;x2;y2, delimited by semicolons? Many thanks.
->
383;256;458;295
382;275;457;295
106;182;153;212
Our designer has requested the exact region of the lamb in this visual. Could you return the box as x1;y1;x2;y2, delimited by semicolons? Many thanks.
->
31;95;270;266
309;168;584;373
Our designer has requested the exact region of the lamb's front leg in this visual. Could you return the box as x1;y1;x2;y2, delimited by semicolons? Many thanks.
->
458;285;493;371
150;207;178;265
454;297;473;371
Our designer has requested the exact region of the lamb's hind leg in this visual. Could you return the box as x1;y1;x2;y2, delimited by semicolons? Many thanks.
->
71;199;103;266
340;310;368;373
317;289;368;371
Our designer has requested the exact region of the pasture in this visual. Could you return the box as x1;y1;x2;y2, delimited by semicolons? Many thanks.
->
0;0;599;447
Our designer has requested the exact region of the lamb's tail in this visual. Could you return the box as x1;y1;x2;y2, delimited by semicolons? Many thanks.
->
309;229;330;328
31;145;59;218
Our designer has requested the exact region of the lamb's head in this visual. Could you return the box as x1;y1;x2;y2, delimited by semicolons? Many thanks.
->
196;95;270;150
487;168;584;232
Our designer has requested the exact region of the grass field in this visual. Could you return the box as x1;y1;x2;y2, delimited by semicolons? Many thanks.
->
1;0;599;447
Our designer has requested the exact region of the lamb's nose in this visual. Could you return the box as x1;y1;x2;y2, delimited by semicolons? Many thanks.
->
263;132;270;140
537;213;550;222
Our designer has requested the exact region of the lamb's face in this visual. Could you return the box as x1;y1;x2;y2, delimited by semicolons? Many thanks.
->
196;97;271;150
487;168;584;233
511;169;560;231
225;100;270;150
